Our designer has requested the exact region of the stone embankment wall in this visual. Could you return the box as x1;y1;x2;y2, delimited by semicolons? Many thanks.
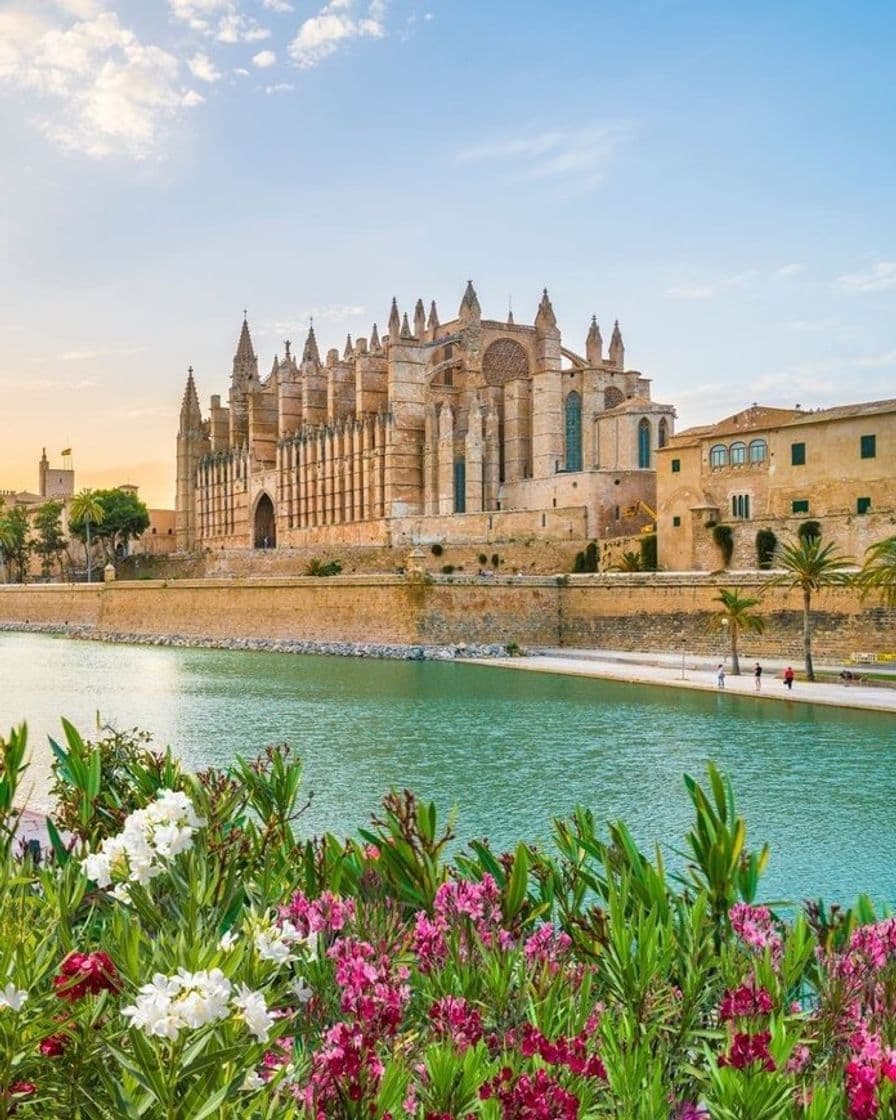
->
0;574;892;660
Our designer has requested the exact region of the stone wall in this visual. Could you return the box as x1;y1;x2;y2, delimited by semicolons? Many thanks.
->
0;574;892;661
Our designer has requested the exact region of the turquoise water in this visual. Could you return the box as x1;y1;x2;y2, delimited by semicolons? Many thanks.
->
2;632;894;906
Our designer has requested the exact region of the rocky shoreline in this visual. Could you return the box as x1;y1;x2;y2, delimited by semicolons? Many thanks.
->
0;621;517;661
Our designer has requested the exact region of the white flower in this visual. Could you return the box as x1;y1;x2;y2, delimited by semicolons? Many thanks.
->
122;968;232;1039
0;982;27;1012
218;929;239;952
242;1070;265;1091
232;984;274;1043
291;976;313;1004
254;927;295;966
81;789;205;894
111;883;132;904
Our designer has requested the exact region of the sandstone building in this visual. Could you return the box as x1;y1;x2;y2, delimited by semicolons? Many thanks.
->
176;284;675;554
656;398;896;570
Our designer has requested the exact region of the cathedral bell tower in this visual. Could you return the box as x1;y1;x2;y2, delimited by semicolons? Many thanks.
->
175;367;207;551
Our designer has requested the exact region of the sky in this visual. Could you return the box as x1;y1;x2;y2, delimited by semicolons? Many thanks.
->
0;0;894;508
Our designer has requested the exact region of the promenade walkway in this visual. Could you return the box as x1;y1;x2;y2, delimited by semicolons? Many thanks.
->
463;649;896;715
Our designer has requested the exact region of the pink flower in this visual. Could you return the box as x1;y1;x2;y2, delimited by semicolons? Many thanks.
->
52;952;120;1002
429;996;483;1052
719;982;774;1021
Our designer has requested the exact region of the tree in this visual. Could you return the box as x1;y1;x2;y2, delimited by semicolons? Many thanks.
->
857;535;896;609
32;500;67;579
706;588;765;675
91;489;150;558
68;489;105;581
763;536;854;681
0;505;31;583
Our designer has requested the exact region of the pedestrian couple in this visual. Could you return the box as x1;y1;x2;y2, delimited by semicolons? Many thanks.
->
716;662;768;690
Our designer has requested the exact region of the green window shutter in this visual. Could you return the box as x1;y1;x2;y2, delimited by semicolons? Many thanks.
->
791;442;806;466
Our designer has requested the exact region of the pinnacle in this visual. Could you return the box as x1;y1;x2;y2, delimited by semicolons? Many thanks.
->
400;312;413;339
302;323;321;367
344;334;353;360
234;315;255;364
459;279;480;317
370;323;382;352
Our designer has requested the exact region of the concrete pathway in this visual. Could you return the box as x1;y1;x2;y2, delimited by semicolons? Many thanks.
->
461;649;896;715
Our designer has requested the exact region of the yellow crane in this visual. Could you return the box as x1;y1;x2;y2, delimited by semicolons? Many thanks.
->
623;500;657;533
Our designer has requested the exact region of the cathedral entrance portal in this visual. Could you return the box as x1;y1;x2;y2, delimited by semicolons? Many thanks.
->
253;493;276;549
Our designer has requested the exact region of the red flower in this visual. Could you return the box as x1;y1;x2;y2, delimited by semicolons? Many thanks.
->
53;951;120;1002
39;1034;68;1058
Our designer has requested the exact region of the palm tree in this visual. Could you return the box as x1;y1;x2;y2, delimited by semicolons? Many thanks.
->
706;588;765;675
69;489;105;583
763;536;854;681
0;519;14;583
857;535;896;609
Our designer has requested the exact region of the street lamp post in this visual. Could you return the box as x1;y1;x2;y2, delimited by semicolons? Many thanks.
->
721;616;729;670
86;516;92;583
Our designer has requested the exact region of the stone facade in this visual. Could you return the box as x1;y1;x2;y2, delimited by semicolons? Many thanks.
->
176;284;675;554
656;399;896;570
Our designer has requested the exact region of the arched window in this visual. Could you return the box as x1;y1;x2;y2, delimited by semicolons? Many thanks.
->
730;441;747;466
710;444;728;468
604;386;624;410
749;439;768;463
565;391;582;471
658;418;668;449
638;418;651;468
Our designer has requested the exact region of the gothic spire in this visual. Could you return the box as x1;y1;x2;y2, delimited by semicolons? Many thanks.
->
586;315;603;364
370;323;382;353
235;315;255;364
180;366;202;425
458;280;481;319
535;288;557;332
400;311;413;339
343;334;353;360
608;319;624;369
414;298;426;339
427;300;440;338
301;323;321;368
388;297;401;341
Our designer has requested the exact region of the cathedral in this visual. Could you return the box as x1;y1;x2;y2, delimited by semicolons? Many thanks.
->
175;283;675;553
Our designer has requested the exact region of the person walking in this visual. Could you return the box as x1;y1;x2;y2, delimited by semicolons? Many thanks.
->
717;663;726;689
754;662;762;691
783;666;795;690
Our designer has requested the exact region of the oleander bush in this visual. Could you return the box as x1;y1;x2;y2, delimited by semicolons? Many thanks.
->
0;722;894;1120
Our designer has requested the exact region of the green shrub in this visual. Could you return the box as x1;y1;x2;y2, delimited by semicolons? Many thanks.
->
0;724;886;1120
477;553;488;566
441;563;455;574
430;543;444;557
584;540;598;572
640;532;658;571
572;551;586;573
798;520;822;542
712;524;734;567
490;553;500;568
756;528;777;569
305;557;342;577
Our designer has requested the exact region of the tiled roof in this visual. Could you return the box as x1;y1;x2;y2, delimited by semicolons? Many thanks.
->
667;398;896;446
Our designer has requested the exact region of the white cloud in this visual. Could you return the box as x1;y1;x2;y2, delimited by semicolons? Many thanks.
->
837;260;896;293
264;81;293;93
261;0;293;10
289;0;386;69
776;263;804;277
0;7;203;159
60;345;146;361
457;125;627;189
785;319;836;332
1;376;99;391
168;1;270;43
252;49;276;67
188;50;222;82
665;284;714;300
853;350;896;368
233;66;250;76
262;306;366;337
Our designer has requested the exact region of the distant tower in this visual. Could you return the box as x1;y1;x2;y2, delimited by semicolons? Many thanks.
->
586;316;603;365
38;447;49;498
229;314;258;447
608;320;624;370
176;367;207;551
